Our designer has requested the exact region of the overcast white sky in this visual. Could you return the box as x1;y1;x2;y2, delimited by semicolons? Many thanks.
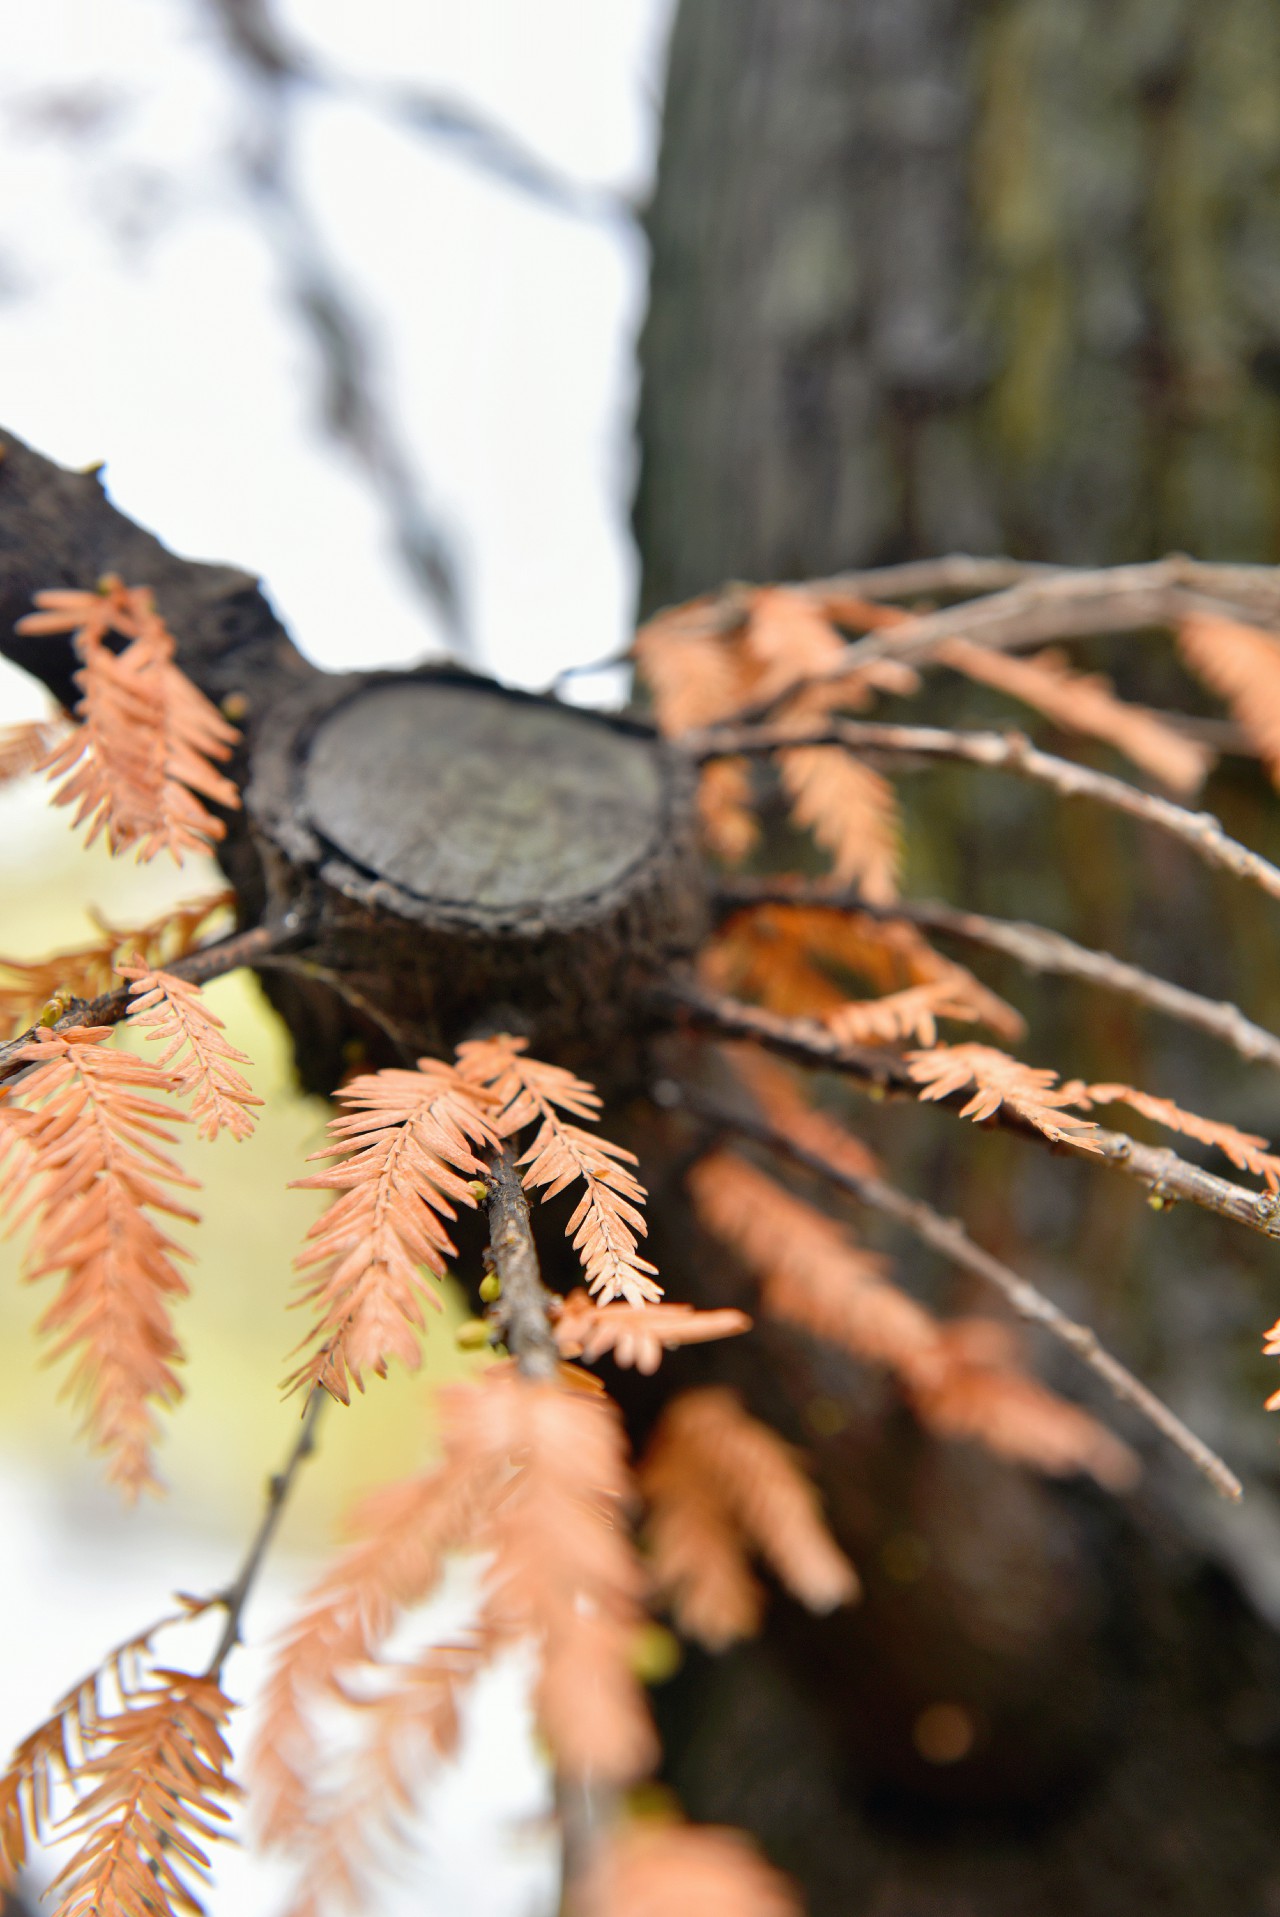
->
0;6;673;1911
1;0;671;708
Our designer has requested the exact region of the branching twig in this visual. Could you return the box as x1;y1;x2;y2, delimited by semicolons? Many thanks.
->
687;718;1280;906
657;978;1280;1242
485;1145;560;1381
206;1386;327;1683
713;880;1280;1072
0;916;303;1088
205;0;462;636
681;1087;1241;1503
705;556;1280;714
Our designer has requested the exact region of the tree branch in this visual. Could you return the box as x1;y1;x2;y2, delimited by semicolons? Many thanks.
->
715;554;1280;690
206;1386;327;1683
712;880;1280;1072
681;1087;1241;1503
479;1145;614;1909
656;978;1280;1242
485;1145;560;1380
686;718;1280;906
0;916;306;1089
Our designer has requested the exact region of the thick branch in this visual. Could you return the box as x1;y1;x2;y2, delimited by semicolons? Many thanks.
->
206;1386;326;1682
0;428;314;717
713;880;1280;1073
684;1089;1240;1503
485;1145;560;1380
657;978;1280;1242
687;718;1280;906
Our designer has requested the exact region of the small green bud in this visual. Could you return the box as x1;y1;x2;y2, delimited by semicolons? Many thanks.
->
455;1318;493;1350
467;1179;490;1204
478;1271;502;1304
629;1622;682;1684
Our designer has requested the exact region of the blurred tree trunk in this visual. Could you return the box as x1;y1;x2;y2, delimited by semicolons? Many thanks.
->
635;4;1280;1913
637;0;1280;611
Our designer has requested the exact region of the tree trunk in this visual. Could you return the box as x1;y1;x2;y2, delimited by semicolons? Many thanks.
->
635;3;1280;1911
0;431;706;1095
637;0;1280;612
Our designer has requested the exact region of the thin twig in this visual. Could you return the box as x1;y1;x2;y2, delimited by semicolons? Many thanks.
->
807;554;1059;603
253;951;418;1062
713;880;1280;1072
485;1145;560;1380
205;0;462;636
0;916;303;1087
686;717;1280;906
679;1087;1241;1503
687;554;1280;732
481;1147;614;1908
657;977;1280;1242
206;1387;327;1683
833;556;1280;671
784;554;1280;679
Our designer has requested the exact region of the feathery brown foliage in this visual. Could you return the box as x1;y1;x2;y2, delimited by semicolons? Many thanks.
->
688;1149;1137;1490
574;1821;803;1917
1085;1081;1280;1191
255;1367;654;1912
459;1034;662;1306
0;891;234;1037
704;901;1024;1042
641;1386;858;1651
1178;610;1280;786
250;1448;501;1856
19;543;1280;1916
17;581;240;860
903;1047;1280;1192
122;965;261;1141
906;1043;1103;1148
552;1289;752;1374
936;637;1211;793
286;1055;499;1402
0;712;69;787
0;1608;235;1917
634;586;906;893
0;1024;199;1496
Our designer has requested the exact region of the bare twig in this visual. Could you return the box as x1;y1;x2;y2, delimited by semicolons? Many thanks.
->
205;0;463;636
686;718;1280;906
679;1088;1241;1503
206;1386;327;1682
485;1145;560;1380
657;978;1280;1242
675;554;1280;735
806;554;1059;603
253;951;418;1062
480;1147;615;1908
0;916;303;1087
832;556;1280;672
713;880;1280;1072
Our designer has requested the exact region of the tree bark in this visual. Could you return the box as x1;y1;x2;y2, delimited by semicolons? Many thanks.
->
0;429;707;1092
635;4;1280;1911
637;0;1280;611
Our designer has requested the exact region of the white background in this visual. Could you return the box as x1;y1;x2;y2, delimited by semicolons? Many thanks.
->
0;4;674;1912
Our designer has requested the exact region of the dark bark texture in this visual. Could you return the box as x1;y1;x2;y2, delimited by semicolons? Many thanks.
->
0;429;707;1093
636;2;1280;1912
637;0;1280;612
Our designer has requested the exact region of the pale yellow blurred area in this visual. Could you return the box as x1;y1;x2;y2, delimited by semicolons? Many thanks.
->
0;777;489;1558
